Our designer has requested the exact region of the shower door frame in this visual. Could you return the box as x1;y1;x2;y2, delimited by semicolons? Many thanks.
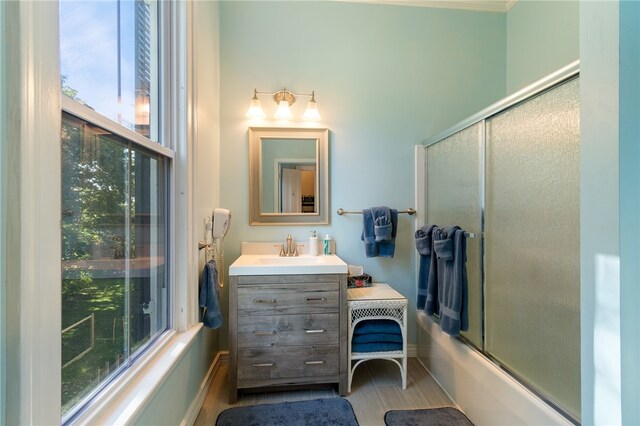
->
418;60;580;424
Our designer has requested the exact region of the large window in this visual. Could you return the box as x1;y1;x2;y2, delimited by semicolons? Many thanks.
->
59;0;170;420
60;0;158;140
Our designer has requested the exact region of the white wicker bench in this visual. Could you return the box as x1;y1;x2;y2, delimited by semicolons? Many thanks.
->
347;283;408;392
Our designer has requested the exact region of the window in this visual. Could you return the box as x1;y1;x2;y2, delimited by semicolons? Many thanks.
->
59;0;171;420
60;0;158;140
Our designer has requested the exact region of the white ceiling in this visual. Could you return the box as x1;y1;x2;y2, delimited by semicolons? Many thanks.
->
336;0;518;13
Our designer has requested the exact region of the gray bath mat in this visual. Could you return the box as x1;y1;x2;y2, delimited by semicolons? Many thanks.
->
216;397;359;426
384;406;473;426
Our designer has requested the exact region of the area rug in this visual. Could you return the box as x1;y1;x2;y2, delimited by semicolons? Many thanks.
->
384;406;474;426
216;398;359;426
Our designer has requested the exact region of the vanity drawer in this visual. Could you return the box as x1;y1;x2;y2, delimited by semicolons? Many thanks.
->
237;345;339;381
237;313;339;348
237;287;338;315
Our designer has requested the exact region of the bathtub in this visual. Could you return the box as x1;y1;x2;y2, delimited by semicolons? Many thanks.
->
417;311;572;425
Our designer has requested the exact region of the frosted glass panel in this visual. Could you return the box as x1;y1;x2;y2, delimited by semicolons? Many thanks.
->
485;77;580;418
426;123;482;347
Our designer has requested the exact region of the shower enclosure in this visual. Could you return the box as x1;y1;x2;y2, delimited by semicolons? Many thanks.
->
417;62;580;423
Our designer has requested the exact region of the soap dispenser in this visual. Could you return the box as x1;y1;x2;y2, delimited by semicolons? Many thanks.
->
323;234;332;255
309;231;319;256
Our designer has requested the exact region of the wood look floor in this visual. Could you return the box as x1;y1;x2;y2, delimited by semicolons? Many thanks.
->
194;357;454;426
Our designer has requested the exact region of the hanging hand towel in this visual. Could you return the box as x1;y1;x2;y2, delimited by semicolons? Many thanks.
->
426;226;443;316
361;209;378;257
434;226;468;337
361;207;398;258
199;260;223;329
376;208;398;258
416;224;437;310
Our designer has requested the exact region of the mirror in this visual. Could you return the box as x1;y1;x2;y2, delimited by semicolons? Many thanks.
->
249;127;329;225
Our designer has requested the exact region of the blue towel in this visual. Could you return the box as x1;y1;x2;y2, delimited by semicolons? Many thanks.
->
199;260;223;329
425;227;443;316
416;224;437;310
361;207;398;258
433;226;468;337
378;208;398;257
361;209;377;257
353;319;401;335
352;342;402;352
352;333;403;344
373;207;392;242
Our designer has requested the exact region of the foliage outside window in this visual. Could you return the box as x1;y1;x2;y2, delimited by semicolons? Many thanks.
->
59;0;169;419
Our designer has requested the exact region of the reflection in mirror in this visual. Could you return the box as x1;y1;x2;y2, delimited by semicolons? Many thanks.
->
249;127;329;225
261;138;316;214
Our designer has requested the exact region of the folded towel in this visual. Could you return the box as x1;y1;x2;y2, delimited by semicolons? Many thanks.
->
415;224;435;256
199;260;223;329
433;236;454;260
372;207;392;242
353;319;401;335
416;224;437;310
352;342;403;352
361;209;378;257
352;333;404;344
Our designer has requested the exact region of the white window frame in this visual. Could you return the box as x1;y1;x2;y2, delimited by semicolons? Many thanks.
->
4;1;200;424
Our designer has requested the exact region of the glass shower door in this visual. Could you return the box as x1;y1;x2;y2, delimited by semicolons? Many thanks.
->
484;77;580;418
426;123;483;347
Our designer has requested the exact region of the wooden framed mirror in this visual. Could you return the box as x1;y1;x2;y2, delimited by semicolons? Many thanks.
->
249;127;329;225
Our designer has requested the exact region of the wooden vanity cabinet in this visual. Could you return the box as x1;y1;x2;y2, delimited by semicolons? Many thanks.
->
228;273;348;403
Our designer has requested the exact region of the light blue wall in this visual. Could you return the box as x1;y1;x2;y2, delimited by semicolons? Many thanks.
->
506;0;579;94
618;1;640;424
220;1;506;347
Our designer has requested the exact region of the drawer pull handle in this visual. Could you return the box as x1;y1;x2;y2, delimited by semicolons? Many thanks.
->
304;360;325;365
253;363;275;368
253;330;276;336
305;297;326;302
253;298;277;303
305;329;326;334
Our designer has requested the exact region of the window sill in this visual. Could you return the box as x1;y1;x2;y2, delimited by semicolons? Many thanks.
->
70;323;204;425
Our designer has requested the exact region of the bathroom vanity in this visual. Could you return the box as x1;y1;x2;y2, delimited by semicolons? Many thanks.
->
228;243;348;403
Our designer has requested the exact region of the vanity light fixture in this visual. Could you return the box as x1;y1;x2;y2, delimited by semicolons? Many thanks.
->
247;88;322;121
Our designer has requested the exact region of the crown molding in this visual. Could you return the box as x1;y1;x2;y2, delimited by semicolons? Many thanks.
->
505;0;518;11
335;0;518;13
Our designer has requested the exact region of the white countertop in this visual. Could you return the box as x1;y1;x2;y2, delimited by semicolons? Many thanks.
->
229;242;348;275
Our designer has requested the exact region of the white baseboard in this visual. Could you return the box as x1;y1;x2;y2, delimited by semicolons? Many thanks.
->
181;351;229;426
407;343;417;358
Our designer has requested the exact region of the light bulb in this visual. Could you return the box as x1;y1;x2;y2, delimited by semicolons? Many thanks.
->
274;100;293;119
246;95;265;119
303;100;321;121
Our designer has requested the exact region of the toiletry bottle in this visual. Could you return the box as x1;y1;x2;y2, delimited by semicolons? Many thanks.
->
323;234;332;255
309;231;319;256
